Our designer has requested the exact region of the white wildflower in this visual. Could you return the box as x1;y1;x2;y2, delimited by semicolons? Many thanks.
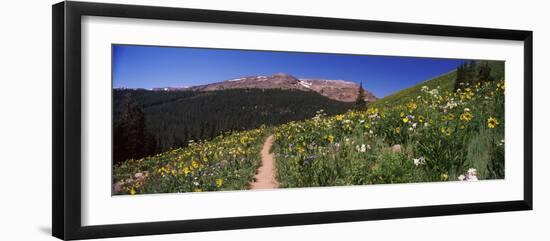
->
458;168;479;181
421;86;429;92
413;157;426;166
356;144;367;153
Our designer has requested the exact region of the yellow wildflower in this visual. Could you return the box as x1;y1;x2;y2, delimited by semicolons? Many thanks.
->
183;167;191;176
418;115;425;123
191;160;200;169
327;134;335;143
497;82;505;91
487;117;499;128
460;112;473;122
394;127;401;134
440;127;451;136
367;108;379;115
215;178;224;188
402;117;409;123
407;102;417;112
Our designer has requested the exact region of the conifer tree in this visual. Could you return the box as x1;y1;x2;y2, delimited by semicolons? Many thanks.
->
454;63;465;90
477;61;492;82
355;81;366;109
113;93;148;164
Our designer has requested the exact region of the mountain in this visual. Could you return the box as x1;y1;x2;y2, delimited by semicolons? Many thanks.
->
168;73;377;102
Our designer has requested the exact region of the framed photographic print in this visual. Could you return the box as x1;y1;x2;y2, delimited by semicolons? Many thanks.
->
52;1;533;240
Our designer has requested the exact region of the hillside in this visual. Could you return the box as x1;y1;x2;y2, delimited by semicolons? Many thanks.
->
112;60;506;195
113;70;506;194
113;88;354;162
371;60;504;108
370;70;457;108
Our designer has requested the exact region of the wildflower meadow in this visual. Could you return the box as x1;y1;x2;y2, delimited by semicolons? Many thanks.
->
112;59;505;195
272;80;504;188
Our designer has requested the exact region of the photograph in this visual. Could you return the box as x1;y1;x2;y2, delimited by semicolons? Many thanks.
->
0;0;540;240
111;44;505;195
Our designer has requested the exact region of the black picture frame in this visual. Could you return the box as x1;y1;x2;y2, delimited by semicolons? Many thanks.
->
52;1;533;240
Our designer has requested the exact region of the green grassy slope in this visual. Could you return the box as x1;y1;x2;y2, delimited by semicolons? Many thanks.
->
370;60;504;109
370;70;457;108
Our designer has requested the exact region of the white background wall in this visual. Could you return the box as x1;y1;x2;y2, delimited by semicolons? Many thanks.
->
0;0;548;240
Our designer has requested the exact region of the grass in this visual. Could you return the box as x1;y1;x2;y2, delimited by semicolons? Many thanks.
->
112;128;268;195
272;79;505;187
370;70;457;109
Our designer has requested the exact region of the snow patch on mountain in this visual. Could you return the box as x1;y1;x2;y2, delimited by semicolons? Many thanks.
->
299;80;312;89
227;78;245;82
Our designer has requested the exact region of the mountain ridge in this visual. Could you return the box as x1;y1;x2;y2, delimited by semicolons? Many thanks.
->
151;73;377;103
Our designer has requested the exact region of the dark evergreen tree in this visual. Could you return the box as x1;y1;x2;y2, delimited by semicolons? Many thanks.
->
144;132;157;155
113;93;150;164
173;134;184;147
454;63;465;90
354;81;367;109
210;122;218;139
183;125;190;144
199;122;205;141
466;61;477;85
455;60;480;90
477;61;493;82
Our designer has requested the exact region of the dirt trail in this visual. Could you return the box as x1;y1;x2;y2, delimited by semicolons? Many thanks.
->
249;135;279;189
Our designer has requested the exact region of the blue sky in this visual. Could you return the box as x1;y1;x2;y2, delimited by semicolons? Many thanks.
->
113;45;465;98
